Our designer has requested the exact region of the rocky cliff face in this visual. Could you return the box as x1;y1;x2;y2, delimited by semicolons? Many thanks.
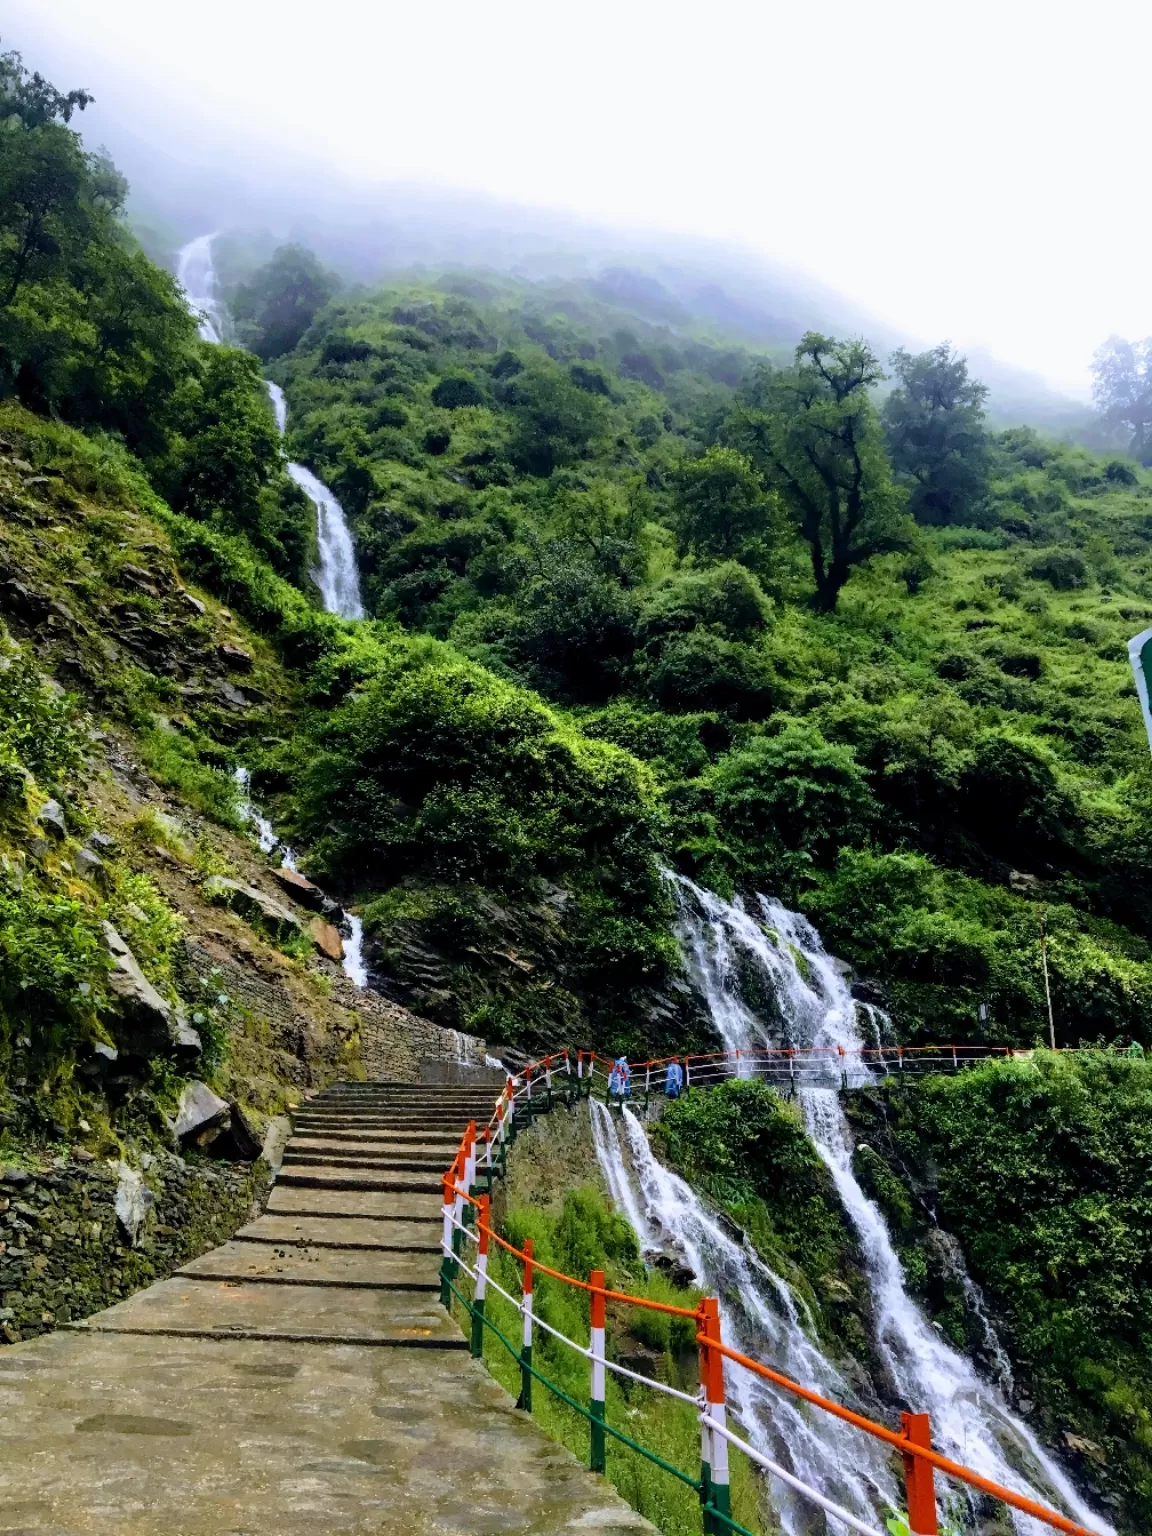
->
0;407;472;1179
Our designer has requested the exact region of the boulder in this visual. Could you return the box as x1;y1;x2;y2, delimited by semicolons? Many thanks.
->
218;643;253;672
0;579;50;625
208;1102;263;1162
114;1162;154;1246
102;923;202;1059
309;917;344;962
74;847;104;881
173;1080;230;1142
272;866;328;913
203;877;303;941
37;799;67;838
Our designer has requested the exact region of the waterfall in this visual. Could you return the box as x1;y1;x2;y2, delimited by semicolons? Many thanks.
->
175;235;365;621
176;233;226;343
664;874;1112;1536
591;1099;898;1533
233;766;294;866
341;912;368;988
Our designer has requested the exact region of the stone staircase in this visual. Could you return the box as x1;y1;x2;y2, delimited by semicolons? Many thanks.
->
0;1077;651;1532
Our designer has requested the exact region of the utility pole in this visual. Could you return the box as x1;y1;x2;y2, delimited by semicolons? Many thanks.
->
1038;908;1056;1050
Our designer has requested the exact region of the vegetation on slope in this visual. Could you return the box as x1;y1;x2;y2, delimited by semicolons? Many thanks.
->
847;1054;1152;1531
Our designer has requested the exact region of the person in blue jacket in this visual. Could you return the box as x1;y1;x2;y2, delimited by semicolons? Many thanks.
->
608;1057;631;1100
665;1060;685;1098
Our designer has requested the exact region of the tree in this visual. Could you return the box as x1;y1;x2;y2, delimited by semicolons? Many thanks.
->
669;445;777;568
882;343;990;525
231;243;338;360
1091;336;1152;464
730;335;913;611
503;362;606;476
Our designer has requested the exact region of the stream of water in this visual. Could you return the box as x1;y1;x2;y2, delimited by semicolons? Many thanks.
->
618;874;1113;1535
175;235;367;984
175;236;364;620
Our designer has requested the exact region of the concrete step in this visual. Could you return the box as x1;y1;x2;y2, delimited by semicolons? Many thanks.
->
276;1169;443;1195
281;1152;448;1173
177;1240;439;1290
287;1130;462;1148
237;1213;441;1250
266;1186;443;1221
74;1276;463;1348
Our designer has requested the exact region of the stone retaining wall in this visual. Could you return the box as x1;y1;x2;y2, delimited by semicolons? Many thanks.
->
0;1154;269;1346
327;972;489;1081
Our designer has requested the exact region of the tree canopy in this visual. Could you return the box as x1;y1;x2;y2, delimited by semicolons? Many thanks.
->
883;343;990;525
728;334;914;610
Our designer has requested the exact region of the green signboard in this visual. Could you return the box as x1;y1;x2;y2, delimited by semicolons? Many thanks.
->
1129;626;1152;755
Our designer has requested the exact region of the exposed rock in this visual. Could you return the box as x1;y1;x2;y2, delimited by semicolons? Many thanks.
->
87;830;115;850
272;866;328;912
0;579;50;624
113;1162;154;1246
74;847;104;880
173;1081;230;1143
1009;869;1041;893
202;877;303;941
179;590;206;615
102;923;202;1059
36;799;67;838
850;978;888;1008
260;1115;292;1173
1;1169;31;1188
215;679;249;708
209;1102;263;1162
218;643;253;672
309;917;344;962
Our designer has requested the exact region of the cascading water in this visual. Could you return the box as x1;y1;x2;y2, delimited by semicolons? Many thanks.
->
175;237;367;986
265;381;365;619
175;236;364;620
663;874;1112;1536
176;233;226;343
591;1099;898;1534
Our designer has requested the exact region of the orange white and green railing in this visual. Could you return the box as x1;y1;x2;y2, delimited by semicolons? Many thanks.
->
443;1049;1107;1536
574;1042;1129;1099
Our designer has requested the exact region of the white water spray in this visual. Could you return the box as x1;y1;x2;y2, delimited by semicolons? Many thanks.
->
667;874;1112;1536
591;1098;897;1534
175;236;364;620
176;234;226;343
341;912;368;988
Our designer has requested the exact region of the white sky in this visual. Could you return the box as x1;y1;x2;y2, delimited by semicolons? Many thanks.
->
8;0;1150;399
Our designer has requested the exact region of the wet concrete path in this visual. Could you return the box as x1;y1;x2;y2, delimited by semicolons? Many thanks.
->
0;1083;652;1534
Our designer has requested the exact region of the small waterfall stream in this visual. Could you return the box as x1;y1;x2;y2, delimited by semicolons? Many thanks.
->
175;236;364;620
654;874;1112;1536
175;235;367;985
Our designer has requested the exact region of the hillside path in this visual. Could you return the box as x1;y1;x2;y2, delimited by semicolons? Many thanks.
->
0;1082;652;1534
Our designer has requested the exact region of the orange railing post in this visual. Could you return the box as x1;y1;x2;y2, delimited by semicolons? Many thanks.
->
699;1297;730;1530
902;1412;939;1534
590;1268;607;1473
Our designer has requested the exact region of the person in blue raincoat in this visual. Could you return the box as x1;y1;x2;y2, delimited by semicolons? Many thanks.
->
608;1056;631;1100
664;1060;684;1099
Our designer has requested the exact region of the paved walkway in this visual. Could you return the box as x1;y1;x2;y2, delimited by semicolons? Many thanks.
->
0;1083;651;1534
